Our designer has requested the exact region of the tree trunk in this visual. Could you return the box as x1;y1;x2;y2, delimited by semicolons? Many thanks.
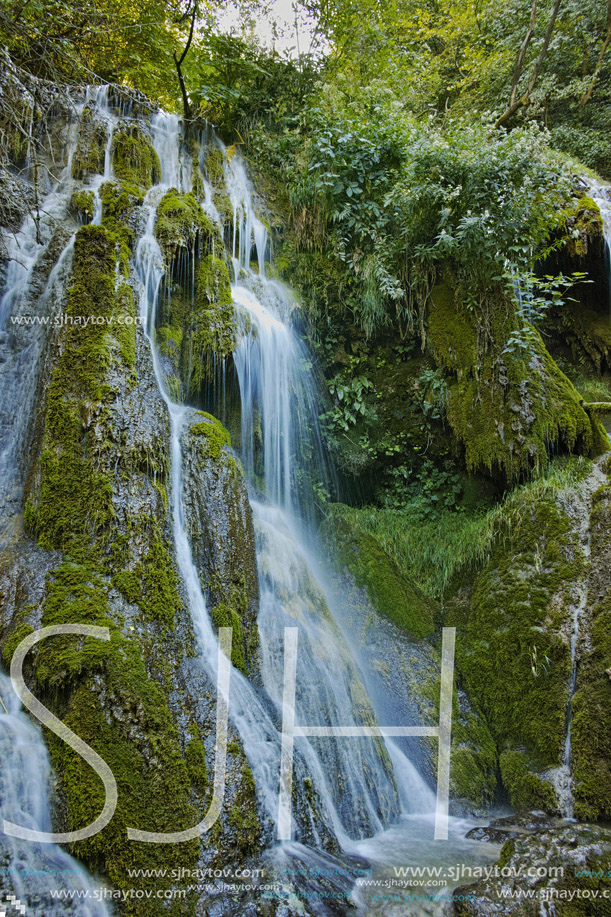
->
174;1;197;122
496;0;562;128
509;0;538;107
581;0;611;105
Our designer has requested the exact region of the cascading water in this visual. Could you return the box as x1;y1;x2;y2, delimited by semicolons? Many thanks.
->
590;181;611;308
129;111;502;911
133;116;417;847
0;84;114;540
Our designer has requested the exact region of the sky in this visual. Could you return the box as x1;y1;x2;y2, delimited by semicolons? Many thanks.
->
215;0;321;57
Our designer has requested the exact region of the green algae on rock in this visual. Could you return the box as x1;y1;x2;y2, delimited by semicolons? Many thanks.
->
111;125;161;189
180;410;260;674
428;282;608;480
155;188;222;259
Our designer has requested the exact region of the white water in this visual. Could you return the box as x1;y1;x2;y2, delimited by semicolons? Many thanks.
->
133;116;427;845
590;181;611;308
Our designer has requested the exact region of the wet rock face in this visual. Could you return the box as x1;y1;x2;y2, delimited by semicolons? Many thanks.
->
571;466;611;821
454;813;611;916
180;409;259;673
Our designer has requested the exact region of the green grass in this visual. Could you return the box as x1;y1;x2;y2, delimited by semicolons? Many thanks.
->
572;372;611;404
337;455;593;598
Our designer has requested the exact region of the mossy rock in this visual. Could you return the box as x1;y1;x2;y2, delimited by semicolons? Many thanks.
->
3;557;201;916
190;411;232;460
100;180;144;221
448;486;582;790
27;223;133;556
572;483;611;820
181;411;260;674
499;749;558;811
563;194;604;259
428;282;608;480
69;189;94;224
321;505;437;639
111;126;161;189
113;538;181;627
155;189;222;261
71;112;107;180
182;256;237;396
549;302;611;374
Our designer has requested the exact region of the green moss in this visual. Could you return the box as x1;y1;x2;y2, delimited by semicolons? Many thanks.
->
200;147;232;222
155;190;221;260
71;115;107;180
499;749;557;810
428;281;606;479
47;660;198;914
35;563;115;686
572;484;611;820
25;541;198;912
212;602;246;673
100;180;144;220
140;538;181;626
111;127;161;189
185;739;207;790
413;657;497;805
428;283;477;376
30;224;124;556
203;147;225;187
156;323;183;358
450;712;498;804
113;538;181;627
69;189;95;224
112;569;141;604
15;183;207;910
181;256;236;396
190;411;232;460
449;488;581;778
551;303;611;373
226;758;262;855
321;505;437;639
563;194;604;258
2;623;34;667
28;222;138;554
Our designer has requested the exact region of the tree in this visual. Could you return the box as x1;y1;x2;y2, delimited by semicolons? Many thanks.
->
581;0;611;105
496;0;562;126
174;0;198;119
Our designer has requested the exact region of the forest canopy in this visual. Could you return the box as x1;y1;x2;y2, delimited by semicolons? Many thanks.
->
1;0;610;166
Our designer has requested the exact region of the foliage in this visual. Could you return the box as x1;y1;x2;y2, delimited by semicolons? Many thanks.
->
336;455;592;599
0;0;200;104
187;31;320;134
304;0;611;176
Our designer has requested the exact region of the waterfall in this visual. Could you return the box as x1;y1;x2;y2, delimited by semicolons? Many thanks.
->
134;115;426;845
590;181;611;308
0;86;499;915
219;145;439;837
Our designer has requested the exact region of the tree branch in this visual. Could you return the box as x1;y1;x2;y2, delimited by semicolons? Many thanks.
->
174;0;197;120
510;0;538;107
